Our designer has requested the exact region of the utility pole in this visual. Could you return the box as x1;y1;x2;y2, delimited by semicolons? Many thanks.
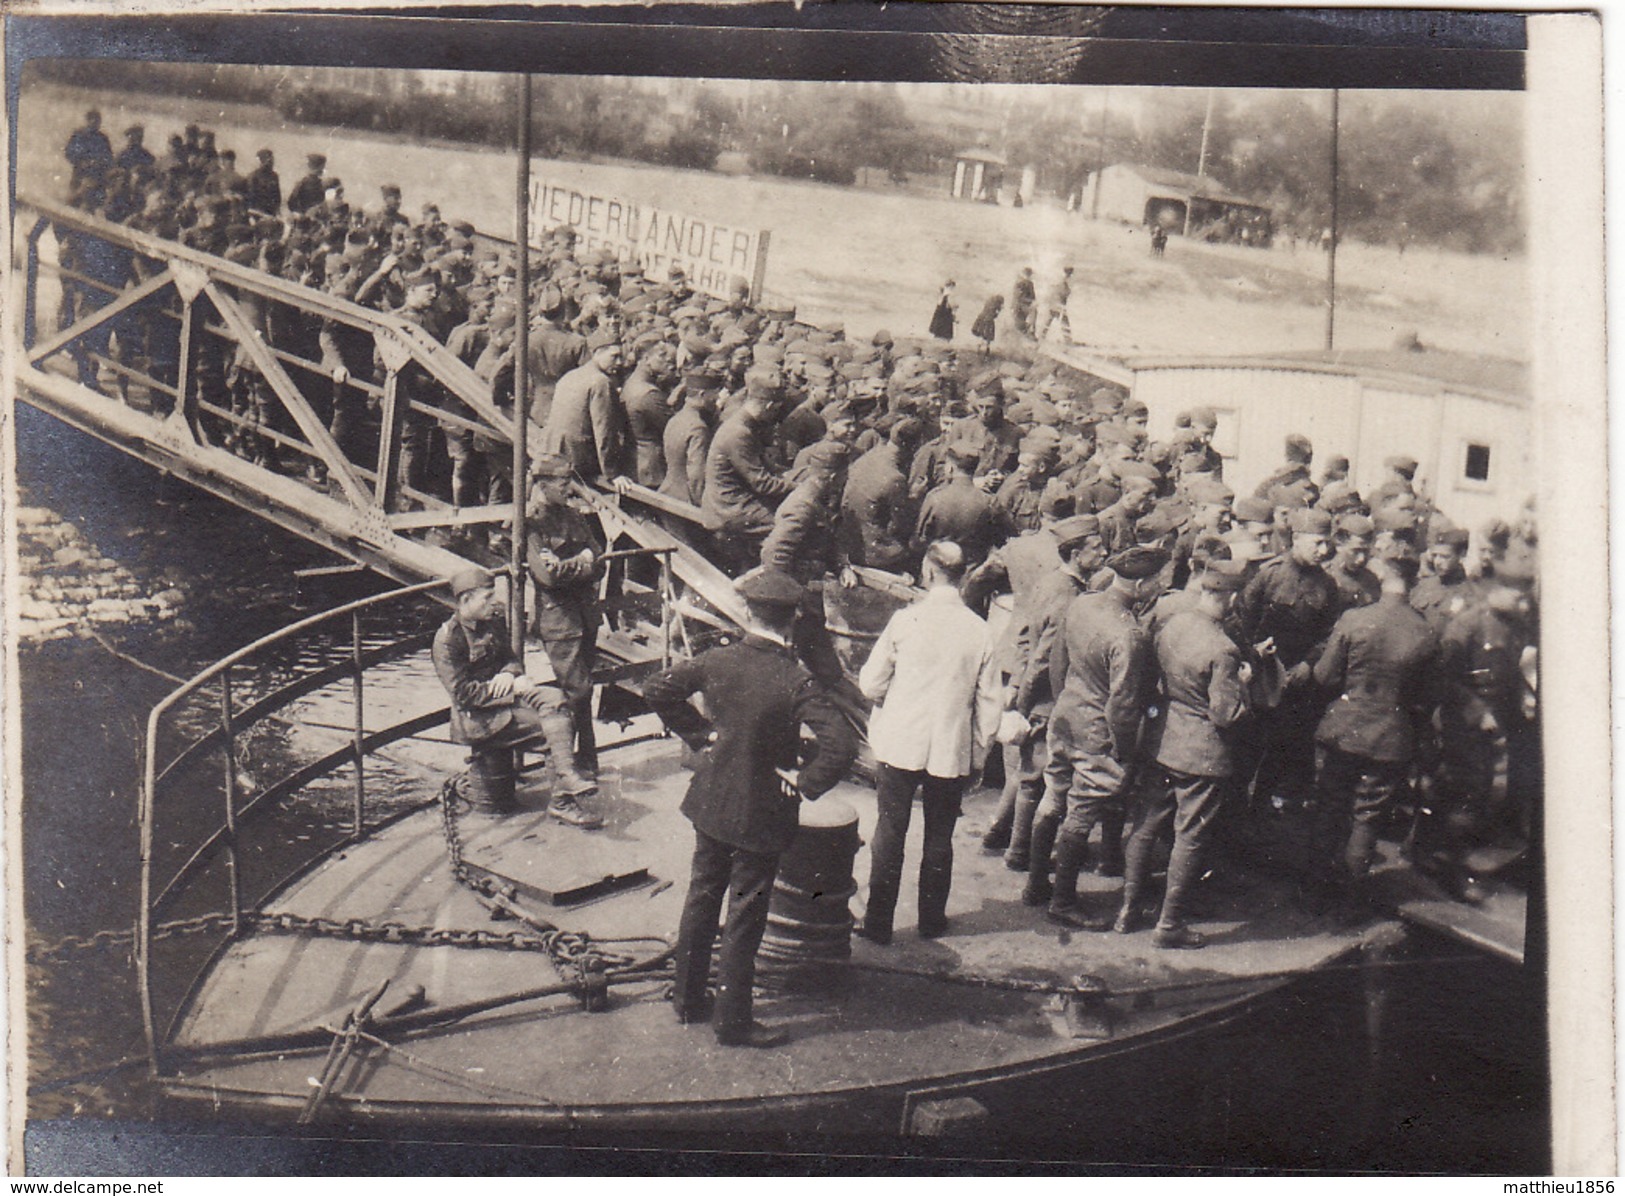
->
1326;88;1340;351
510;72;532;662
1184;88;1215;238
1090;89;1107;219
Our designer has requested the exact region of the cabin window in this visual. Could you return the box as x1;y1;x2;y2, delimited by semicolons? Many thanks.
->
1464;442;1492;482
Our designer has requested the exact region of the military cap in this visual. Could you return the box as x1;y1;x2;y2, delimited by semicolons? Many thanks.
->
821;400;855;425
1287;507;1332;536
1284;433;1314;464
1123;397;1150;419
1176;450;1213;475
946;443;982;470
1137;505;1184;540
124;124;144;138
800;439;851;475
403;265;437;289
1106;545;1171;579
1054;514;1101;551
381;182;403;197
718;327;751;352
737;569;805;608
1334;513;1375;538
1268;482;1313;510
1372;505;1418;534
1116;459;1160;482
744;367;783;399
586;326;620;352
487;301;517;331
1432;525;1471;549
1319;481;1362;514
1189;406;1219;431
1384;454;1419;478
683;367;724;390
1323;454;1350;475
1233;495;1274;524
1021;426;1063;457
256;148;274;162
1118;474;1158;497
307;153;328;169
889;417;925;448
1095;422;1135;447
1039;482;1076;519
449;566;494;597
673;304;706;323
531;453;572;480
1188;478;1234;506
1201;559;1249;592
754;343;785;365
1480;518;1513;550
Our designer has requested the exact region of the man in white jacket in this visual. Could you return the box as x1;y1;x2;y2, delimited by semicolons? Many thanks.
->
857;540;1003;944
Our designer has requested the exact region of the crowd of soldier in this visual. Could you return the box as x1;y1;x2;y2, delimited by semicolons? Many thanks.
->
58;109;1541;932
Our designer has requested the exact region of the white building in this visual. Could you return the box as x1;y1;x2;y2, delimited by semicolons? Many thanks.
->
1047;345;1532;532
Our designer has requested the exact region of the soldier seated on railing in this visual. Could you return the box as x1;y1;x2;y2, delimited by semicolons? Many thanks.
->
432;567;603;828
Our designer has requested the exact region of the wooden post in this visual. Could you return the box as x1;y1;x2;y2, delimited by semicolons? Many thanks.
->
751;230;771;306
375;371;403;513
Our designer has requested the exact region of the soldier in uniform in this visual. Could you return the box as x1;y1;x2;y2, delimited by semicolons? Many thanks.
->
1002;516;1108;871
702;368;794;574
760;439;853;693
644;570;857;1048
842;418;923;573
431;567;601;826
1310;547;1440;908
287;153;328;215
65;109;113;192
541;332;628;484
914;444;1004;569
1252;433;1315;500
526;455;605;783
658;367;720;509
1411;525;1474;634
246;149;281;216
1367;454;1419;511
383;266;451;508
622;340;678;489
1233;506;1339;813
1023;546;1167;928
946;389;1023;482
1117;559;1255;947
1327;513;1381;613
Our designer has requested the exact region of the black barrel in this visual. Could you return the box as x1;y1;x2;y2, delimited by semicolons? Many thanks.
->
461;748;517;814
758;796;861;991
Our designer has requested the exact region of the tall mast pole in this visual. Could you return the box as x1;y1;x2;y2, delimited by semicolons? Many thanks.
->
510;72;532;662
1326;88;1340;351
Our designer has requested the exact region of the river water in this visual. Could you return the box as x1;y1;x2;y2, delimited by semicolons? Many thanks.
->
14;408;1548;1172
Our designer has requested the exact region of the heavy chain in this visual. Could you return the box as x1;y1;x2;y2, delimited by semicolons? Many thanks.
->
30;777;636;986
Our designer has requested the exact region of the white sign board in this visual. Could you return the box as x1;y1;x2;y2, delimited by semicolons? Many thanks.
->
528;178;770;302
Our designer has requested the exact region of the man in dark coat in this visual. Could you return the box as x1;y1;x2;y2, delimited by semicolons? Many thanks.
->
431;567;600;825
286;153;328;215
1309;547;1440;905
1233;506;1340;808
1411;525;1474;634
65;109;113;191
845;419;923;572
1253;433;1316;501
644;570;857;1048
760;439;852;692
115;125;155;175
1327;513;1381;614
914;444;1004;568
1118;560;1255;947
246;148;282;216
621;340;678;489
1024;546;1166;927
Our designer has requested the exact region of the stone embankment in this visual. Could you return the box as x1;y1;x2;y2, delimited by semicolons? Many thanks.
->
16;505;185;645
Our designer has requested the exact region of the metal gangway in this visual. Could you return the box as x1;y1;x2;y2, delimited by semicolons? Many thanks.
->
13;194;752;679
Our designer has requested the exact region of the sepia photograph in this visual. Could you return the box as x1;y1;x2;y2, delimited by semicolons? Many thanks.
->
2;5;1609;1176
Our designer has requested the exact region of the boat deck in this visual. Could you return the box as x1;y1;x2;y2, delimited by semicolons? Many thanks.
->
163;719;1459;1127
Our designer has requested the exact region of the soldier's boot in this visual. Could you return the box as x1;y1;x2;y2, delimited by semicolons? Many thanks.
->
1112;881;1145;935
572;697;599;780
1022;812;1061;907
1153;839;1207;949
1095;807;1126;877
1046;833;1108;930
1004;788;1041;872
541;708;599;803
